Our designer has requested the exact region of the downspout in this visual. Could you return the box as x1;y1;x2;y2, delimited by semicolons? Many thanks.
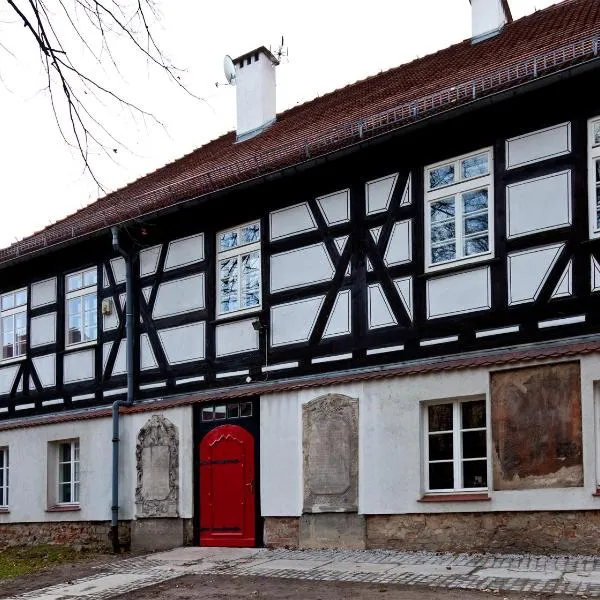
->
110;226;136;553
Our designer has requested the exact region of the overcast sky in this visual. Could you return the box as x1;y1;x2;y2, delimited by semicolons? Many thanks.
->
0;0;559;249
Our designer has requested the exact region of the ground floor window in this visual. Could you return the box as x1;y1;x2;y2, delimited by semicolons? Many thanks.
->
58;440;80;504
0;448;8;507
425;399;487;492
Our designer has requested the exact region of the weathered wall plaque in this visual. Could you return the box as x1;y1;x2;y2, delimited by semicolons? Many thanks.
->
303;394;358;513
491;362;583;490
136;415;179;517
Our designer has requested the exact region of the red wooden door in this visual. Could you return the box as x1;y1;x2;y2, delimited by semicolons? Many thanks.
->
199;424;256;547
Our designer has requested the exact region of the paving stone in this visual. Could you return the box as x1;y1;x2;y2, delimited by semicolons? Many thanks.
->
245;559;332;572
317;561;397;574
150;547;261;564
475;567;562;581
387;564;475;576
564;572;600;585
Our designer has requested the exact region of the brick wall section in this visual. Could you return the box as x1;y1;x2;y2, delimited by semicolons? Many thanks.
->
367;512;600;554
0;521;131;551
263;517;300;548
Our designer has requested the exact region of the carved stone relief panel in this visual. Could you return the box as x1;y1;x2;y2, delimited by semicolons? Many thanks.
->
135;415;179;518
302;394;359;513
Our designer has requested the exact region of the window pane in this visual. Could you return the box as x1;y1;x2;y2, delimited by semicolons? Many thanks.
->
16;333;27;357
240;402;252;417
595;160;600;183
59;483;71;504
463;189;488;213
431;222;455;243
0;451;3;469
14;290;27;307
241;223;260;244
429;165;454;189
214;405;227;420
1;294;13;311
219;230;238;251
462;431;487;459
60;443;71;463
68;328;82;345
227;404;239;419
0;489;3;507
464;236;489;256
461;154;489;179
596;187;600;230
462;400;485;429
83;294;97;312
219;258;239;313
60;462;72;485
429;462;454;490
463;459;487;488
430;197;455;222
83;269;97;287
73;482;80;503
74;441;80;461
68;297;81;318
464;215;488;237
84;326;97;342
431;244;456;264
428;433;453;461
67;273;82;292
594;122;600;146
14;313;26;332
428;404;453;432
241;251;260;309
201;407;214;421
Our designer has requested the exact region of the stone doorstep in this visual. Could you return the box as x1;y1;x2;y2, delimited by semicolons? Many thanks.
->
150;547;263;565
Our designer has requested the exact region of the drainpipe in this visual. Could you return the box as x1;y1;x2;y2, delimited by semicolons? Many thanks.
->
110;226;136;553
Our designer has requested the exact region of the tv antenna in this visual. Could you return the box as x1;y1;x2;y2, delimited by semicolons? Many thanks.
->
273;36;288;62
215;55;236;87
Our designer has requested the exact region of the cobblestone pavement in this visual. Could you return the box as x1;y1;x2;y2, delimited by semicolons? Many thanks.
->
6;547;600;599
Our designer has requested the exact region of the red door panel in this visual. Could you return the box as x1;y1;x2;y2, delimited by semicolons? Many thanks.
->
199;424;255;547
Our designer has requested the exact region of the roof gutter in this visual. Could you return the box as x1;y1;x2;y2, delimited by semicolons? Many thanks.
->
1;56;599;270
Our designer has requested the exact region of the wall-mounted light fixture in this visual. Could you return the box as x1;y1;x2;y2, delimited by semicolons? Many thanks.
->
252;317;266;332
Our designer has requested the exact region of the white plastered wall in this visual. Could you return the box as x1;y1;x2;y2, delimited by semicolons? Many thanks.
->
260;353;600;517
0;405;193;523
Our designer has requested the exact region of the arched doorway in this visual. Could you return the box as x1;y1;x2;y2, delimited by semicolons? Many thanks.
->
199;423;256;546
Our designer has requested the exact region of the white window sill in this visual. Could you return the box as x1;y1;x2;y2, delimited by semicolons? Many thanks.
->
215;307;262;322
47;504;81;513
425;251;493;274
64;340;97;353
419;492;490;502
0;355;26;366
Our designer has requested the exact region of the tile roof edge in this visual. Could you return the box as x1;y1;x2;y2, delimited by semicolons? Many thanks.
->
0;335;598;432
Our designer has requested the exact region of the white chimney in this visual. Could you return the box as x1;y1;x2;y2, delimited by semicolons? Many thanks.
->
471;0;513;43
233;47;279;142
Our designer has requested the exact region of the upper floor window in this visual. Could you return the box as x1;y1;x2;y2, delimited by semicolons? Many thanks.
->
425;149;493;271
424;399;488;494
217;221;261;316
0;288;27;361
588;117;600;238
0;447;8;508
65;268;97;346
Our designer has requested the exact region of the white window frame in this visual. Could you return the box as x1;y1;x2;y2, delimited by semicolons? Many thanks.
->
0;447;8;508
423;398;488;494
0;288;27;363
588;117;600;239
57;439;80;505
65;267;97;348
424;148;494;273
216;220;262;318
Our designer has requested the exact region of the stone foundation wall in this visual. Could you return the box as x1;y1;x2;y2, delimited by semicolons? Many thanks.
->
264;517;300;548
0;521;131;551
367;512;600;555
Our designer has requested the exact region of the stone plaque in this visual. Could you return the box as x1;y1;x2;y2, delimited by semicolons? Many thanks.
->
136;415;179;518
303;394;358;513
141;446;170;500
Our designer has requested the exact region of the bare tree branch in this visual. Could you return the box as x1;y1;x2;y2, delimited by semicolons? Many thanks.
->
2;0;201;188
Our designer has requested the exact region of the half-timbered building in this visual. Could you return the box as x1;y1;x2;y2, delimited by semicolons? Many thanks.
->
1;0;600;554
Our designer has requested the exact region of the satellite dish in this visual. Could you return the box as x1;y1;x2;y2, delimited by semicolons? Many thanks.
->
224;55;236;85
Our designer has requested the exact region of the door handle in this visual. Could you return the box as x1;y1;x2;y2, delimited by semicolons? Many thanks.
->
246;479;255;494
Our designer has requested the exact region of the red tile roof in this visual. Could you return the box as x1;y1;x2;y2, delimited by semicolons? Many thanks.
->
1;0;599;265
0;335;597;432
